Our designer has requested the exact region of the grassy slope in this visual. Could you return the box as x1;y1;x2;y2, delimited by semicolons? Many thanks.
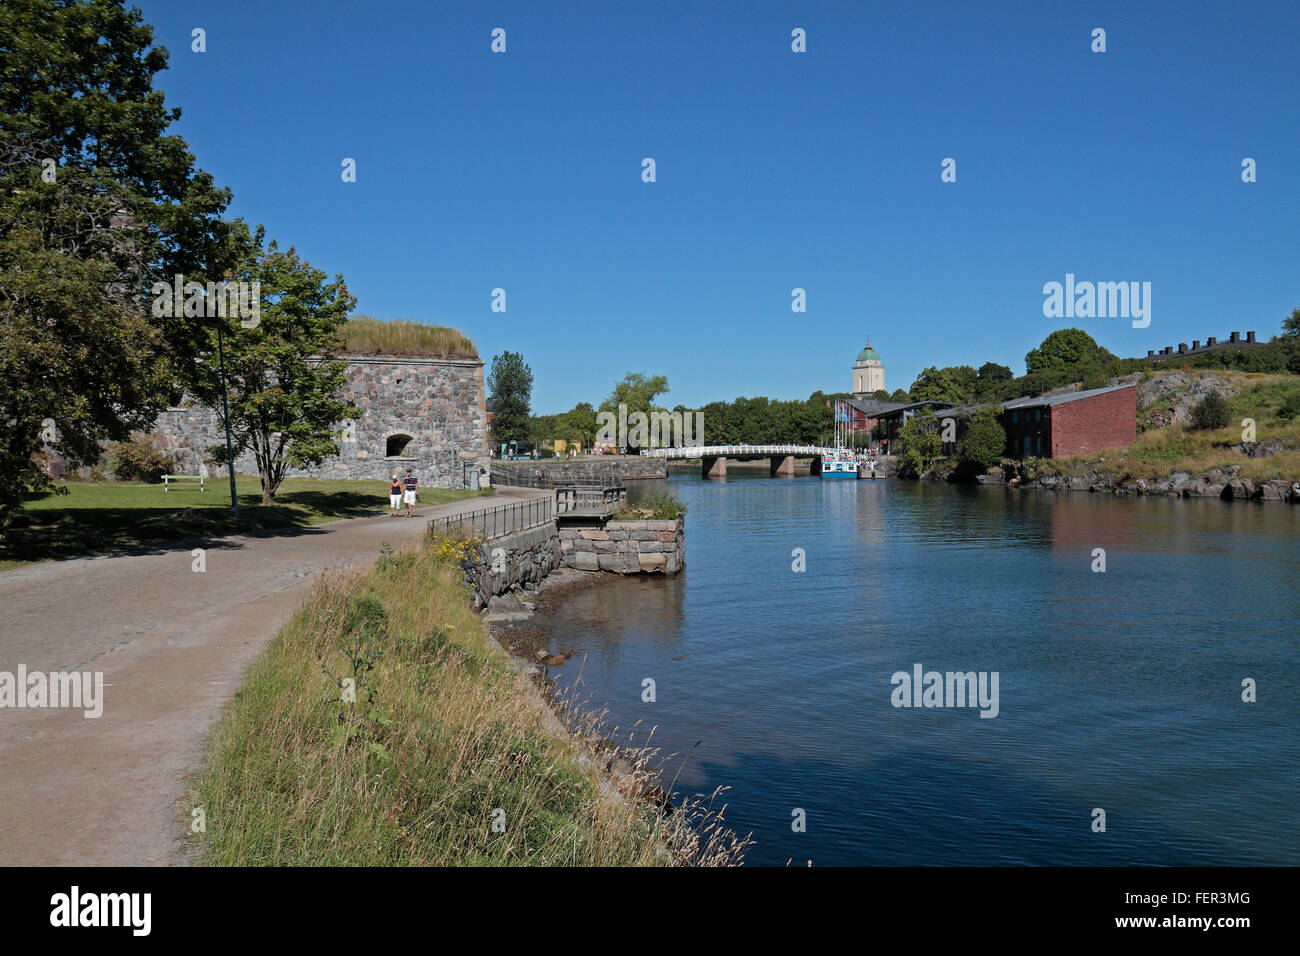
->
0;478;491;569
185;538;746;865
1038;372;1300;481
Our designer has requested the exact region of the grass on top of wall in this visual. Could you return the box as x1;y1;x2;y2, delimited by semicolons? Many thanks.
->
185;537;749;866
344;316;479;359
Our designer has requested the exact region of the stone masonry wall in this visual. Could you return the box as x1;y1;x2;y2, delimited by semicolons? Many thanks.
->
490;457;667;487
559;518;684;574
151;354;487;488
455;521;562;608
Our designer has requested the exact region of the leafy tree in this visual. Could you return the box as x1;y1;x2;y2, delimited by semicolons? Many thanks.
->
1025;328;1106;375
0;0;231;525
1283;307;1300;338
599;372;669;451
909;365;976;404
955;409;1006;475
186;231;358;504
889;388;910;402
1190;391;1229;431
896;411;943;476
977;362;1013;384
488;351;533;446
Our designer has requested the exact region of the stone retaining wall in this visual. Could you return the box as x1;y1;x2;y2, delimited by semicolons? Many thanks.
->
559;518;684;574
454;521;562;608
490;457;667;486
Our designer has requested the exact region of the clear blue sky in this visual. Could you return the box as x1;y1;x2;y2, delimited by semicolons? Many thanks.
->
138;0;1299;413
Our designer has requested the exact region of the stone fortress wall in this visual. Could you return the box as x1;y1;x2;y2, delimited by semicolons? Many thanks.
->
152;354;488;488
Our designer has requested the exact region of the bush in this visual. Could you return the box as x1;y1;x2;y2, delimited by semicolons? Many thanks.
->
105;434;176;483
956;411;1006;474
1190;392;1230;430
1278;392;1300;420
897;412;943;476
616;486;686;519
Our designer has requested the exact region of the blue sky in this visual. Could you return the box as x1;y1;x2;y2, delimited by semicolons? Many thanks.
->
138;0;1299;413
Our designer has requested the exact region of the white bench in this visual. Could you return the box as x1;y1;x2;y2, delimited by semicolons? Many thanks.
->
162;474;206;491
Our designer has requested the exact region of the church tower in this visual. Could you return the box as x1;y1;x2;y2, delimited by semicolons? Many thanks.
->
852;342;885;397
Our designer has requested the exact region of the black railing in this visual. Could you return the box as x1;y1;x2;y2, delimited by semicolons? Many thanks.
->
428;496;554;541
555;485;626;515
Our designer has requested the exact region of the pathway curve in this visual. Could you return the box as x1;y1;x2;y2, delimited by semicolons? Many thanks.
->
0;487;547;865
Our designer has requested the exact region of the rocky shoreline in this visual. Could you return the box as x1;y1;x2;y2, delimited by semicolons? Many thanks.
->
477;566;673;810
973;463;1300;501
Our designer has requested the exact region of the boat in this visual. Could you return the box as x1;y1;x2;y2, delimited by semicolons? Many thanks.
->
821;400;860;479
820;446;859;479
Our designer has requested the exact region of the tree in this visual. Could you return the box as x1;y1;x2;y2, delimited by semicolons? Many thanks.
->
896;412;943;477
1025;328;1104;375
1191;391;1229;431
186;231;358;504
909;365;976;404
0;0;231;525
488;351;533;446
599;372;669;451
977;362;1013;385
1283;307;1300;338
955;409;1006;475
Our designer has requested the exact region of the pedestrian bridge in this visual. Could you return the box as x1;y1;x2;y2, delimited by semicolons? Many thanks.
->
644;444;840;478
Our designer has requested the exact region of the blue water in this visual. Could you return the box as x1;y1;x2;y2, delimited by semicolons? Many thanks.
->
537;472;1300;866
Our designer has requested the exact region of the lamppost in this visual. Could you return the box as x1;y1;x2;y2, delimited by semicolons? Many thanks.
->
215;321;239;517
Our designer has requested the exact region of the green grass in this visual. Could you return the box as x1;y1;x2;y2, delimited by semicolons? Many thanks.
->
344;316;478;359
0;477;492;570
185;537;748;865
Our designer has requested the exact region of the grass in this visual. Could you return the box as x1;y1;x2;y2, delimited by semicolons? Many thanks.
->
185;536;748;865
0;477;492;570
344;316;479;359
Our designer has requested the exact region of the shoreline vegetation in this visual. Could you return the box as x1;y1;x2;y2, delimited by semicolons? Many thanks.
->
185;534;749;866
913;370;1300;500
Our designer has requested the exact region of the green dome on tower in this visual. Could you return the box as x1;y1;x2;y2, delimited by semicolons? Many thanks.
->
856;343;881;363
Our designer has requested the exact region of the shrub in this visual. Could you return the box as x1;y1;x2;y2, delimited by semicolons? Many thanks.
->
1278;392;1300;420
615;486;686;519
956;411;1006;474
1190;392;1230;430
105;434;176;483
897;412;943;476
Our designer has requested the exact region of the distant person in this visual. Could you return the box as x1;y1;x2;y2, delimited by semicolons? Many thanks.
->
403;468;418;517
388;474;402;516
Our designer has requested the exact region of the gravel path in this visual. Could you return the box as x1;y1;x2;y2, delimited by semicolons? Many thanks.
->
0;488;545;866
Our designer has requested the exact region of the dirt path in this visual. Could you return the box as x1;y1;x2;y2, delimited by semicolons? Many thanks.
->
0;487;546;866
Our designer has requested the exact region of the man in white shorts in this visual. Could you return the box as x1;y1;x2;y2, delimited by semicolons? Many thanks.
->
402;468;419;517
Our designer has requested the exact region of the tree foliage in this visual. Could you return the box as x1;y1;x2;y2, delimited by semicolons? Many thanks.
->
185;229;358;504
487;351;533;446
0;0;231;525
955;409;1006;474
897;412;943;476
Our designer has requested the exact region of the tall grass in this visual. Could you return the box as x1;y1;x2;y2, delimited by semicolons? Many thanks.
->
186;537;748;866
344;316;479;359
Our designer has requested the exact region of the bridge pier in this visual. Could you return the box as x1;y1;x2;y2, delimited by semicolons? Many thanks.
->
702;455;726;479
769;455;795;477
810;455;823;476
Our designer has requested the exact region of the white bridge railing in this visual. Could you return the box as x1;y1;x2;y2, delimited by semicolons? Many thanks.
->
645;444;837;459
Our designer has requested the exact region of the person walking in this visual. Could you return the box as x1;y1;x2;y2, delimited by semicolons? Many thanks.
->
388;474;402;517
403;468;419;517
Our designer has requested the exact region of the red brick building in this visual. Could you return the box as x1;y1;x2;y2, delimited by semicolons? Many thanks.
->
1001;384;1136;459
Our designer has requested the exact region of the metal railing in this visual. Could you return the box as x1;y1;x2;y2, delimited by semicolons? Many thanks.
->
555;485;626;515
428;496;554;541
